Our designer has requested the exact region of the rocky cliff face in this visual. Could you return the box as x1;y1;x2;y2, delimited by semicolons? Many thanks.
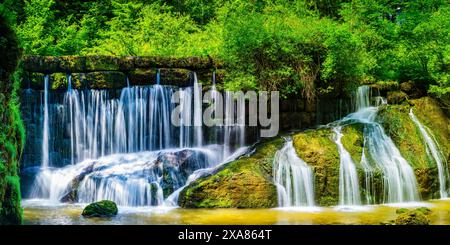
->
0;14;24;225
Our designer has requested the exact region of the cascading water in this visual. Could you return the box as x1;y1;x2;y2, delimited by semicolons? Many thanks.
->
26;72;249;207
273;139;315;207
409;109;449;198
41;75;50;168
333;126;361;206
193;73;203;147
336;85;420;204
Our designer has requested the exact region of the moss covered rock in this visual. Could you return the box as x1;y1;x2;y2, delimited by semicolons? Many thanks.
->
394;209;430;225
377;97;449;199
341;123;364;164
178;138;284;208
85;71;127;89
82;200;118;218
293;128;340;206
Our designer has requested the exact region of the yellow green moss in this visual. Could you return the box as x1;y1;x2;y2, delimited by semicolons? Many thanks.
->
377;98;450;199
293;128;340;206
178;138;284;208
341;123;364;164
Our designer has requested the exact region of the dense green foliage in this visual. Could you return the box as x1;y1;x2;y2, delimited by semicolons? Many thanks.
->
0;0;448;97
0;12;24;225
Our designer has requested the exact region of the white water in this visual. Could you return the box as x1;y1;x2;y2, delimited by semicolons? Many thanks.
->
273;140;315;207
337;85;420;204
29;72;249;207
409;108;449;198
30;146;222;206
41;75;50;168
193;73;203;147
333;126;361;206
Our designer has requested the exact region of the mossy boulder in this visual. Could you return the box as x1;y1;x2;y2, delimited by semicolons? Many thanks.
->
293;128;340;206
178;138;284;208
394;207;431;225
82;200;118;218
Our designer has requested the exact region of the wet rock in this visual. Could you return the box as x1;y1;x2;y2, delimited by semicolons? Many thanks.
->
159;68;192;87
377;98;449;199
128;69;157;86
179;138;282;208
293;129;340;206
60;164;94;203
82;200;118;218
394;210;430;225
154;149;209;198
85;71;127;89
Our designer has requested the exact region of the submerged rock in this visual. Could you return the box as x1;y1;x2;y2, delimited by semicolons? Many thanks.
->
82;200;118;218
60;164;95;203
154;149;210;198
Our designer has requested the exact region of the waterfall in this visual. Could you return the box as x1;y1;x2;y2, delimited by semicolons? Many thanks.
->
193;73;203;147
333;126;361;206
62;85;176;162
409;109;449;198
41;75;50;168
337;85;420;204
30;147;223;205
273;140;315;207
26;71;251;207
179;87;192;148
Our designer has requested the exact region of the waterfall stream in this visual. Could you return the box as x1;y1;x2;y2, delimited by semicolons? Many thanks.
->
41;75;50;168
333;126;361;206
27;72;248;207
409;109;449;198
273;139;315;207
335;86;420;204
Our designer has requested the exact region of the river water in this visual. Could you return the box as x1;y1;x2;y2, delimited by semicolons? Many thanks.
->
23;199;450;225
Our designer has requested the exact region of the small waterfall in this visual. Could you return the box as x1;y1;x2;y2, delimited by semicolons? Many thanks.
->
41;75;50;168
337;85;420;204
30;147;223;206
273;140;315;207
193;73;203;147
409;109;449;198
333;126;361;206
360;145;376;204
179;87;192;148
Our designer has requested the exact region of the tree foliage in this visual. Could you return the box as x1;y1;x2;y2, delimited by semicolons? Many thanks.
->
0;0;448;97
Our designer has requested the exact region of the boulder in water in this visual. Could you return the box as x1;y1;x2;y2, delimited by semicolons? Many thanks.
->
60;164;95;203
155;149;209;198
82;200;118;218
394;210;430;225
